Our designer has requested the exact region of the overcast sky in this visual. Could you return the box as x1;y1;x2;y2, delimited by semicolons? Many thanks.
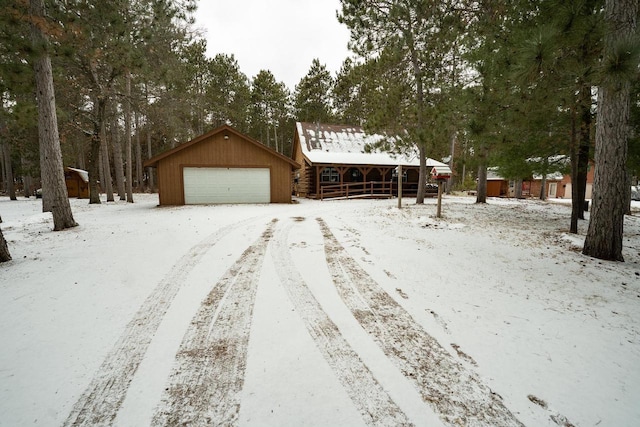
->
193;0;353;91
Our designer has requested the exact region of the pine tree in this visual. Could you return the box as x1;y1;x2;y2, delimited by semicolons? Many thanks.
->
339;0;463;203
333;58;374;126
30;0;77;230
249;70;290;150
583;0;639;261
294;59;334;123
206;54;251;131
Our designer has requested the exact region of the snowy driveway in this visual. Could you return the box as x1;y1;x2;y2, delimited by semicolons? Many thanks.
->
1;195;639;426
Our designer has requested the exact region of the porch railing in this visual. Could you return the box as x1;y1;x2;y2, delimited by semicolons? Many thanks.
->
319;181;394;200
318;181;438;200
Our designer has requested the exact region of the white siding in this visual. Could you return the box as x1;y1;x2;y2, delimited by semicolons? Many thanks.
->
183;167;270;204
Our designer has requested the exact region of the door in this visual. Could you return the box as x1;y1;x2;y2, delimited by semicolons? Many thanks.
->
548;182;557;198
183;167;270;204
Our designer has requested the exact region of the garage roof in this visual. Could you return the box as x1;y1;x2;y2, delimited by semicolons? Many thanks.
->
144;124;300;169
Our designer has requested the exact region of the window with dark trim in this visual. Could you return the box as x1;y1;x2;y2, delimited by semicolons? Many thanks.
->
320;167;340;183
392;169;408;182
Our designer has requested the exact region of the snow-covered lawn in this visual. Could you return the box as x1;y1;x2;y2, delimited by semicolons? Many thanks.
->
0;194;638;426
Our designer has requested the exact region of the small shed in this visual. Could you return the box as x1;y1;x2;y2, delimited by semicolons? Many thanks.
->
65;167;89;198
486;168;509;197
144;125;299;205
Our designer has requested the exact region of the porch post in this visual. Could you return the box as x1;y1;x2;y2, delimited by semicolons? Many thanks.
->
315;166;321;198
398;164;403;209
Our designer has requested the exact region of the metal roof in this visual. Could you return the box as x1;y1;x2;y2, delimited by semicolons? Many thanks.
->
296;122;447;167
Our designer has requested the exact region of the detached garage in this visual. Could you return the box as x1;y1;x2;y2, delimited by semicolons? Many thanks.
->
144;125;299;205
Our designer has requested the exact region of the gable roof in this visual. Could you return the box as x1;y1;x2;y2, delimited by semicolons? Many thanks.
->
65;167;89;183
295;122;447;168
144;124;299;169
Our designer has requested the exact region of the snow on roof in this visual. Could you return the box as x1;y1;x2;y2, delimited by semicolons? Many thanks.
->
533;172;564;181
66;167;89;183
487;168;505;181
488;167;564;181
296;122;447;167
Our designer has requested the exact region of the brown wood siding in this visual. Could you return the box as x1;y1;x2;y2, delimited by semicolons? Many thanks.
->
529;179;562;199
156;132;293;205
292;137;310;197
487;180;504;197
64;171;89;198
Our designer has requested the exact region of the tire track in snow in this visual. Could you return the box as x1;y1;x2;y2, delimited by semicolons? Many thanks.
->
317;217;524;427
64;216;263;427
153;220;276;426
271;218;413;426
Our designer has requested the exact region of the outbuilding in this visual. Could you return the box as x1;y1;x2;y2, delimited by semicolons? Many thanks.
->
144;125;299;205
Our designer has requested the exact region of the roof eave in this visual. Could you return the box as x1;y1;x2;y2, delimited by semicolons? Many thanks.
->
143;124;300;170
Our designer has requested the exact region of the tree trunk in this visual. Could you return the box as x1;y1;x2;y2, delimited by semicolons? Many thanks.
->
76;148;85;170
515;179;523;199
476;145;488;203
407;28;427;204
583;0;637;261
147;130;155;190
125;72;134;203
98;150;105;193
569;108;579;232
539;175;547;201
417;144;427;204
570;86;592;232
446;131;456;194
111;107;126;200
2;143;16;200
23;173;33;198
88;98;104;204
577;85;592;220
0;143;5;192
135;112;143;191
274;125;279;153
625;172;632;215
29;0;77;230
0;226;11;262
101;121;114;202
0;94;16;201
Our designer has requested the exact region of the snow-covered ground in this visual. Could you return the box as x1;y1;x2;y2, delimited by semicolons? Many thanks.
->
0;194;638;427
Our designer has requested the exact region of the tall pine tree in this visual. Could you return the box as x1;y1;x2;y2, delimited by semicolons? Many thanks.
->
583;0;639;261
294;59;334;123
339;0;462;203
30;0;77;229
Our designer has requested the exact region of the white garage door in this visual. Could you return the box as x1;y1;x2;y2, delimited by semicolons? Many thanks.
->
183;167;270;204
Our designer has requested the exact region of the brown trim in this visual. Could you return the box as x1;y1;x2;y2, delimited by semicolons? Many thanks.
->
315;166;321;196
144;124;299;170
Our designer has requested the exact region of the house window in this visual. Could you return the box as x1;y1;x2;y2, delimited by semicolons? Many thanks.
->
321;167;340;183
392;168;408;182
349;168;363;181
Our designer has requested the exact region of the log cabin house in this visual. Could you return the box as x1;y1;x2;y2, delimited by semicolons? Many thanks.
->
144;125;299;205
292;122;448;199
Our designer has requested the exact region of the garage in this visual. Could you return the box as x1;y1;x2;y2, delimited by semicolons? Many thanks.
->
183;167;270;204
144;125;299;206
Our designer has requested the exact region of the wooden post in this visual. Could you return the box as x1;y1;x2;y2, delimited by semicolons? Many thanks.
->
437;180;444;218
398;164;403;209
315;166;321;198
